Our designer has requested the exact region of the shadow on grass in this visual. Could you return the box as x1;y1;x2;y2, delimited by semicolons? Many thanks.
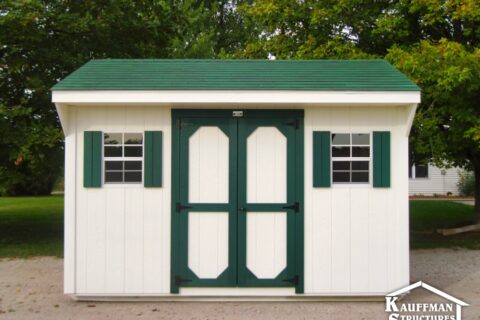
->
410;200;480;250
0;196;63;257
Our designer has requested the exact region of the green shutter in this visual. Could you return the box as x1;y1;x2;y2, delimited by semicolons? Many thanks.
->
144;131;163;187
373;131;391;188
313;131;331;187
84;131;102;188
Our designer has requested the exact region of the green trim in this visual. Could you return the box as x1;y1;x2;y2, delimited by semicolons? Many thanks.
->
373;131;391;188
295;118;305;293
144;131;163;187
170;119;181;293
313;131;331;187
237;117;300;289
83;131;102;188
173;116;238;289
170;109;304;293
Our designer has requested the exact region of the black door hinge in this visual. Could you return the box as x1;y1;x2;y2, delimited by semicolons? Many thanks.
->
282;201;300;213
282;275;299;286
285;119;299;129
175;275;192;286
176;202;192;213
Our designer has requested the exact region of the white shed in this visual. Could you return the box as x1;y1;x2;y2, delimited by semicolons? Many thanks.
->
52;59;420;299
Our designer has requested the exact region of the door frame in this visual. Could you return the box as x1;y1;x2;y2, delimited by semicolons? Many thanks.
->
170;109;304;294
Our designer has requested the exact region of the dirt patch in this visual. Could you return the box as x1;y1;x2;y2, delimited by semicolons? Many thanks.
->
0;249;479;320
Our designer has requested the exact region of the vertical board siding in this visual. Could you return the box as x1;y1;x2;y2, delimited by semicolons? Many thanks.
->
188;126;229;203
71;103;409;296
188;212;229;279
246;212;287;279
75;105;171;294
304;105;409;294
246;127;287;203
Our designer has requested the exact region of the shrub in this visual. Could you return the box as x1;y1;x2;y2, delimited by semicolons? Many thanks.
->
457;171;475;197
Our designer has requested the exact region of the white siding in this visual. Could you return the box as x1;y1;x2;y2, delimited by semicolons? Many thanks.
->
74;105;171;295
304;105;410;295
66;103;410;297
409;165;461;196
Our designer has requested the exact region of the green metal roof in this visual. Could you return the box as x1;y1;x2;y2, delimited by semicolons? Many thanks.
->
52;59;420;91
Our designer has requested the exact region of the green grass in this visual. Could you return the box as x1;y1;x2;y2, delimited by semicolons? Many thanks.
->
410;200;480;249
0;197;478;258
0;196;63;258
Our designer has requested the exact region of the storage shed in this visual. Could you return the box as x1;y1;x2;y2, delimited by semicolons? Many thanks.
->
52;59;420;299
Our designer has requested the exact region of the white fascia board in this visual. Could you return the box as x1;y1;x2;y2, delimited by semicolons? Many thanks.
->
52;90;421;104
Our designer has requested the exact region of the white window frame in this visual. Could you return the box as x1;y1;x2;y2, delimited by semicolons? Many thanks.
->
103;132;144;185
410;163;429;179
331;132;371;186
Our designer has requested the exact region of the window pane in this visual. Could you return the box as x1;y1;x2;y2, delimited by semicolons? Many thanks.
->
332;172;350;182
352;134;369;145
352;172;369;183
124;146;142;157
352;161;369;170
104;133;122;145
332;146;350;157
125;161;142;170
352;146;370;157
105;171;123;183
415;164;429;178
105;161;123;170
124;171;142;182
332;161;350;170
332;133;350;145
124;133;143;145
104;146;122;157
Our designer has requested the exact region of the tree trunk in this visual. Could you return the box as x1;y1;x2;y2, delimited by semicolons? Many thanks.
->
474;163;480;223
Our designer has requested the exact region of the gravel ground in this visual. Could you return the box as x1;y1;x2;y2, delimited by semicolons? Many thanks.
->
0;249;479;320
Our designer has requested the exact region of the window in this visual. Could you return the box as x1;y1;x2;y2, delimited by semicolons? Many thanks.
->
331;133;370;183
410;163;429;179
104;133;143;183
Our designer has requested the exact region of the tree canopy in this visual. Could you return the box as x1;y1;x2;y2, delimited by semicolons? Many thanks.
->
1;0;479;219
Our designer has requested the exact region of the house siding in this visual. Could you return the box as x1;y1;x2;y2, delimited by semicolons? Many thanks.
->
409;165;461;196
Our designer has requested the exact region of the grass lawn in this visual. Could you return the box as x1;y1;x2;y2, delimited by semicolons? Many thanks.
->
0;196;63;258
0;196;478;258
410;200;480;249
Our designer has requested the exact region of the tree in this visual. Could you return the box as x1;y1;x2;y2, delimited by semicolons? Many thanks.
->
0;0;251;195
387;40;480;221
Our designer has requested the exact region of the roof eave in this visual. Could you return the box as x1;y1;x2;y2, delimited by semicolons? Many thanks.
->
51;90;421;105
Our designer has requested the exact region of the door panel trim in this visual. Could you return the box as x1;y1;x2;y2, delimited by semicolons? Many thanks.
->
171;109;304;294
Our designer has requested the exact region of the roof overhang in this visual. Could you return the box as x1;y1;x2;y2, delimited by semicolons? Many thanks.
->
52;90;420;105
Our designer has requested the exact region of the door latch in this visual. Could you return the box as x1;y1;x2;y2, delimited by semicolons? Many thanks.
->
282;202;300;213
176;202;192;213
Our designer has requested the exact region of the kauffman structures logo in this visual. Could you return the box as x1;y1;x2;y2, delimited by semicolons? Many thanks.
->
385;281;469;320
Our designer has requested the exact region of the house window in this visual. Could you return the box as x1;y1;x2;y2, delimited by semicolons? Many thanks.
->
331;133;370;183
410;164;429;179
104;133;143;183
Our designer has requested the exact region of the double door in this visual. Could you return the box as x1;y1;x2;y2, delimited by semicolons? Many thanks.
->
171;110;303;293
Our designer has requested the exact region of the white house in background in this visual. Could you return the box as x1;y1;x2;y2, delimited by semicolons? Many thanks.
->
409;163;461;196
51;59;420;300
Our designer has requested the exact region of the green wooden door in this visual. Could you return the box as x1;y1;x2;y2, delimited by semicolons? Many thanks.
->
171;110;304;293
